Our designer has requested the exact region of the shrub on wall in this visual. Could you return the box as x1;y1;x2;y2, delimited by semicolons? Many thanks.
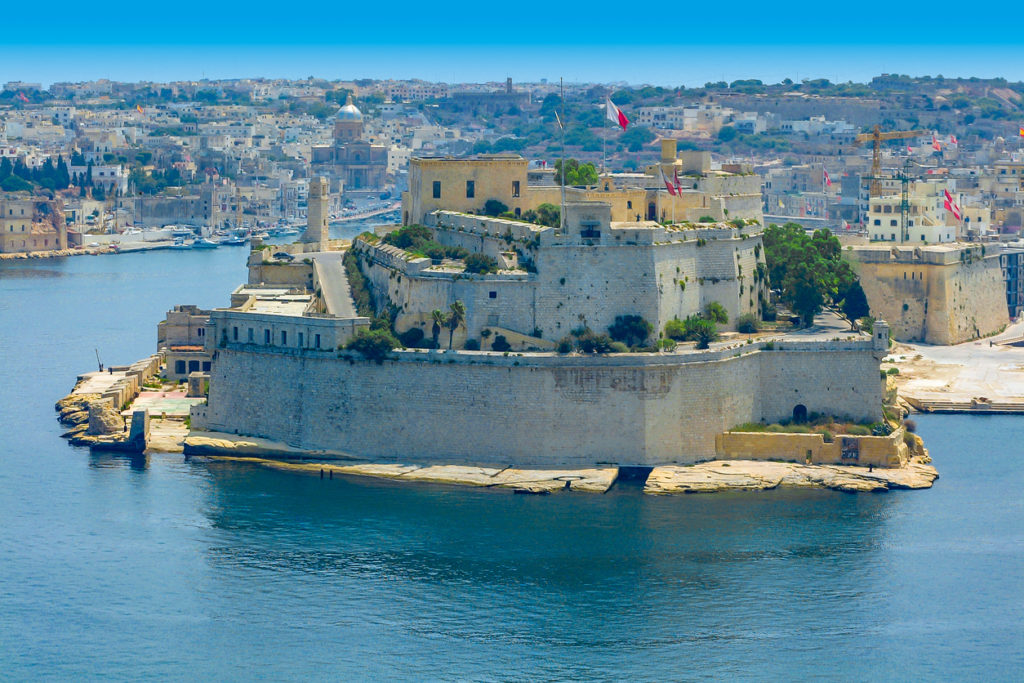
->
736;313;760;334
464;253;499;274
607;314;653;347
491;335;511;352
345;328;399;364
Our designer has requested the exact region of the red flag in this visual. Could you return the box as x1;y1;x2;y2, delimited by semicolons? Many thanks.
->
932;135;941;151
606;98;629;131
17;92;29;103
907;145;913;154
660;166;676;196
823;169;832;187
949;134;958;145
673;168;683;195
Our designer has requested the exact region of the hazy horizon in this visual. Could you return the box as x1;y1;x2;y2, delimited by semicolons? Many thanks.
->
6;0;1024;88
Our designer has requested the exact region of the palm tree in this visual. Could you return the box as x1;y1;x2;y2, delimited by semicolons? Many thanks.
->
430;309;445;348
446;301;466;350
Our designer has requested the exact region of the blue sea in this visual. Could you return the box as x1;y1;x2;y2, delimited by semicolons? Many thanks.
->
1;229;1022;680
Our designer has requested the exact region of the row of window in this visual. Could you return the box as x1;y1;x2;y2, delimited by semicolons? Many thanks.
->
6;225;28;232
174;360;211;374
231;325;321;349
431;180;521;199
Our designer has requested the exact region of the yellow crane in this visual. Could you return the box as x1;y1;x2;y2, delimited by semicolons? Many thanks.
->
854;125;926;196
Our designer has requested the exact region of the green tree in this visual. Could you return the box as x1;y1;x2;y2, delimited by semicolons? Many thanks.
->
345;328;399;364
554;158;598;186
482;199;508;216
446;300;466;349
431;309;445;348
717;126;738;142
464;253;499;274
704;302;729;324
841;280;870;324
607;315;652;347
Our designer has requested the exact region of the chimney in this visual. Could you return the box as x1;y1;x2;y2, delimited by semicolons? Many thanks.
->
506;77;512;94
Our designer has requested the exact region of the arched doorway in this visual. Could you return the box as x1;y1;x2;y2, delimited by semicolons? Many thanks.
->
647;202;656;220
793;404;808;423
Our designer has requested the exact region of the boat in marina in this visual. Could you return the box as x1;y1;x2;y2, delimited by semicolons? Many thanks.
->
169;237;191;250
191;238;219;249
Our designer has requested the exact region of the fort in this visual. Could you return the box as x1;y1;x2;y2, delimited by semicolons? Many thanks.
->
180;150;909;479
58;149;937;492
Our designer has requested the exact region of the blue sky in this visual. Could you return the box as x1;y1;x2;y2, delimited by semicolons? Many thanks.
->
4;1;1024;86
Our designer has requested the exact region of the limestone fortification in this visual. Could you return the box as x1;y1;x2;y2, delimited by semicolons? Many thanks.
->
186;156;893;471
192;335;886;468
847;244;1008;344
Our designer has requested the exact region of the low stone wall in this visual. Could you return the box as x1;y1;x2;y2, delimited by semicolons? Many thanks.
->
81;354;162;409
715;429;908;468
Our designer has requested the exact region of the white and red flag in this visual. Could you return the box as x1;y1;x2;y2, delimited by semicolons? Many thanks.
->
606;98;629;131
949;134;959;145
932;135;942;151
907;145;913;154
673;167;683;195
943;189;962;220
17;92;29;103
660;166;677;196
823;169;832;187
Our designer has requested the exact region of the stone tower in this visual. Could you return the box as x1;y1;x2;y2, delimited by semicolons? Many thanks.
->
302;176;329;248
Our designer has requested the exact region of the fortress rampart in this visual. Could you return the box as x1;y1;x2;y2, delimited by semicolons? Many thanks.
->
194;339;883;468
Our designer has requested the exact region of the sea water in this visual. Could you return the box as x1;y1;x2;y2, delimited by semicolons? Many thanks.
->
1;233;1022;680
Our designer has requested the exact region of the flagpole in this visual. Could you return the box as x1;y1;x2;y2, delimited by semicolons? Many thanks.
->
559;77;566;234
602;102;607;176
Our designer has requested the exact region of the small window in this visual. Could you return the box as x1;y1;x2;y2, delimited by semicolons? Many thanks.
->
512;180;520;197
197;327;205;337
247;328;254;342
233;326;238;341
315;334;321;349
873;219;881;226
890;219;897;226
188;360;200;372
281;330;287;345
627;201;632;209
202;362;211;371
264;329;271;344
891;233;896;240
489;291;497;299
175;360;186;375
298;332;304;347
432;180;441;199
466;180;475;198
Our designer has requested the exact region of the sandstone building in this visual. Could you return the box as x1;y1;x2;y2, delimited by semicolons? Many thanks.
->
0;194;67;253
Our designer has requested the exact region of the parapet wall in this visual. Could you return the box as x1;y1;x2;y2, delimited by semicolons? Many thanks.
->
715;429;908;468
197;342;881;468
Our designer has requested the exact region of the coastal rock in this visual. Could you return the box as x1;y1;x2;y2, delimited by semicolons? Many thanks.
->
56;393;101;423
645;460;938;495
87;400;124;435
184;431;355;461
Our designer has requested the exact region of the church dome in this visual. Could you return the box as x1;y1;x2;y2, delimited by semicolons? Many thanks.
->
336;95;362;121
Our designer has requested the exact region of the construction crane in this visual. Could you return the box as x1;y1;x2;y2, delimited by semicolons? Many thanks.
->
854;125;926;196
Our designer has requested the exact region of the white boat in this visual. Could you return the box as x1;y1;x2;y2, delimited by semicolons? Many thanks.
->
191;238;219;249
169;237;191;250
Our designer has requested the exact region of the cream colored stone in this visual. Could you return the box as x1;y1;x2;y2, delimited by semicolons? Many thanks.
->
645;460;938;495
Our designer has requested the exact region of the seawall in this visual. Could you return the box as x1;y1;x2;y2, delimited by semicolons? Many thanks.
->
195;341;882;468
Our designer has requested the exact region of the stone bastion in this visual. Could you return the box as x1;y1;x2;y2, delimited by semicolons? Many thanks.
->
191;336;885;468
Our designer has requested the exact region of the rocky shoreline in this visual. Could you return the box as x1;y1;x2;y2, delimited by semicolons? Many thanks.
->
182;430;938;495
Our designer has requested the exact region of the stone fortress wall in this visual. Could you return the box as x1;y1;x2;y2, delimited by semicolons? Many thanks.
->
194;336;884;468
353;207;766;346
848;244;1008;344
